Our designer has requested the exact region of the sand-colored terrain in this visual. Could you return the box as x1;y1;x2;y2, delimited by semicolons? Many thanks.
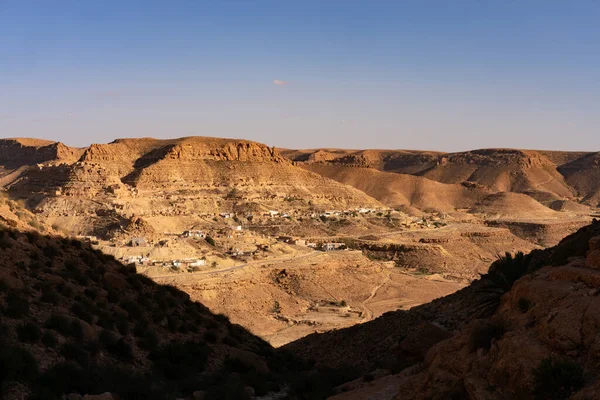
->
1;136;599;349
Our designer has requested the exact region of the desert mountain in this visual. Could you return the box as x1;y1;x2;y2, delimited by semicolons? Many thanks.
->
558;152;600;206
1;137;383;238
285;148;600;208
299;163;489;213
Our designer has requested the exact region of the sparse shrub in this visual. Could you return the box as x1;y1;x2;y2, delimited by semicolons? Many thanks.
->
111;338;134;362
62;341;90;367
120;298;144;321
0;344;39;383
222;335;238;347
0;235;13;249
29;260;43;270
40;287;62;304
45;314;82;339
204;329;218;343
71;302;94;324
99;329;117;347
137;330;160;351
533;357;583;400
17;321;42;343
363;373;375;382
115;316;130;335
42;331;58;348
214;313;229;323
272;300;281;314
64;258;79;271
4;291;30;318
43;244;60;258
205;236;216;246
486;252;529;291
25;231;40;244
150;341;209;380
100;330;134;361
470;318;506;351
518;297;531;313
58;283;75;298
96;314;115;330
224;355;253;374
84;287;98;300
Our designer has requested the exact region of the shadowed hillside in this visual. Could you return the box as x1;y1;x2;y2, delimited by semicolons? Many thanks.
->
289;220;600;399
0;225;354;400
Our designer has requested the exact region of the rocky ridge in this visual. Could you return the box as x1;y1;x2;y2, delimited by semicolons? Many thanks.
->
316;220;600;399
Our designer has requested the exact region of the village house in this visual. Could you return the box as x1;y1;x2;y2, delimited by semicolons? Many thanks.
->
189;259;206;267
182;230;206;238
277;235;293;244
321;242;346;251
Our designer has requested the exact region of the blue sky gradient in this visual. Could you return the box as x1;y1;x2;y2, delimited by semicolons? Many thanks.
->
1;0;599;151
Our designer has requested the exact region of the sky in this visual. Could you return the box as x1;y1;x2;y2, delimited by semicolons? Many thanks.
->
1;0;599;151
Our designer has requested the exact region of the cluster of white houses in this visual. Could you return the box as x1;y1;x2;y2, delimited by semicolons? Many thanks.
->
122;255;207;269
276;236;346;251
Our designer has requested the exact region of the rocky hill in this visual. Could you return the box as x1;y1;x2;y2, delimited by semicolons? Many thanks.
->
1;137;382;238
0;139;83;169
558;152;600;206
288;220;600;399
299;164;489;214
286;147;600;209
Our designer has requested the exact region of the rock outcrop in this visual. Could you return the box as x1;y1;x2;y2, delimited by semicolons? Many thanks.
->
330;220;600;399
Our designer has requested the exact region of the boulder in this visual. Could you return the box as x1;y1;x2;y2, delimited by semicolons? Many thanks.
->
587;250;600;269
589;236;600;251
399;322;453;359
228;348;269;375
79;319;98;343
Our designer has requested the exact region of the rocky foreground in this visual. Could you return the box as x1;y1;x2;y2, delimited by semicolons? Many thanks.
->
322;220;600;399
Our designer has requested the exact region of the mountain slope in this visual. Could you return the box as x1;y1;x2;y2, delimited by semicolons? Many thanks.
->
2;137;383;238
1;222;362;399
558;152;600;206
286;148;589;206
300;164;489;213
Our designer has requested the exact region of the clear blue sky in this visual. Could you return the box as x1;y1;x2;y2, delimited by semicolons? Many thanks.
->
1;0;599;151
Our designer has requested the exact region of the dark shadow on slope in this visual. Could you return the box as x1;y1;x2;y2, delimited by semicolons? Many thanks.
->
121;145;177;187
0;227;342;400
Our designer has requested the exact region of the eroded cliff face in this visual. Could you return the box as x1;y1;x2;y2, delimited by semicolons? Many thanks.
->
0;139;83;168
